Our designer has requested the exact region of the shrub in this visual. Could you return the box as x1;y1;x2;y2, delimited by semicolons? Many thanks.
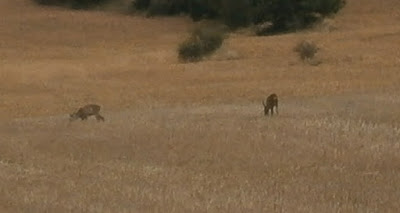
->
261;0;326;34
268;0;345;33
220;0;252;29
132;0;150;10
130;0;345;34
32;0;111;9
146;0;177;16
188;1;219;21
310;0;346;16
132;0;189;16
32;0;67;6
294;40;319;61
254;22;273;36
178;26;225;62
178;39;204;62
35;0;345;34
71;0;112;9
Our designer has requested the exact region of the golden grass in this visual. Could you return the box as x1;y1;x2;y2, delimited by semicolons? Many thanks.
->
1;0;400;212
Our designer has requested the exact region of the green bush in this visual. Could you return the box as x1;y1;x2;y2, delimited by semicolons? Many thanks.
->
294;40;319;61
32;0;111;9
178;26;225;62
33;0;67;6
35;0;345;34
305;0;346;16
220;0;252;29
178;39;204;62
252;0;345;35
132;0;189;16
132;0;150;10
73;0;111;9
131;0;345;34
187;1;219;21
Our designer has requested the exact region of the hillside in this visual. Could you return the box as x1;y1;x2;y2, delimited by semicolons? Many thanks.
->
1;0;400;212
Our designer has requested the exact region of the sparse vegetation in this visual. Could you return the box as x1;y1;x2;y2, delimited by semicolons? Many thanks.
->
3;0;400;212
294;40;320;61
178;26;225;62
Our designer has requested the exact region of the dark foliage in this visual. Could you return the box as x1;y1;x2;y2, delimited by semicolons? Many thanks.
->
131;0;345;33
34;0;345;34
32;0;111;9
178;27;225;62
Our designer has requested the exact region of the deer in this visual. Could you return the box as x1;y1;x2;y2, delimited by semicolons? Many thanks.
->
69;104;105;122
262;93;278;116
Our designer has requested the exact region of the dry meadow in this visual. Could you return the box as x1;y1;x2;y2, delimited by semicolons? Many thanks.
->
1;0;400;212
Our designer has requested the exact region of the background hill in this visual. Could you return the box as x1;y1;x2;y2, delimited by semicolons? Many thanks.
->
1;0;400;212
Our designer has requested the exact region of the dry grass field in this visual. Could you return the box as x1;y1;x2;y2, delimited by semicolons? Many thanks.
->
1;0;400;212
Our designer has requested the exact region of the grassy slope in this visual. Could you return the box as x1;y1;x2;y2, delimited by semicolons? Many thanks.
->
1;0;400;212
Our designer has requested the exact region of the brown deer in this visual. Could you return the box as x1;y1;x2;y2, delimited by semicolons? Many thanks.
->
69;104;105;122
262;94;278;116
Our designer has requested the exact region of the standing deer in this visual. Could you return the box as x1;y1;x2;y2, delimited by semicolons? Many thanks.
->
69;104;105;122
262;94;278;116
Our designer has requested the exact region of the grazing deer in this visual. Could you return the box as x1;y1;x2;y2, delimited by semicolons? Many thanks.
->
262;94;278;116
69;104;105;122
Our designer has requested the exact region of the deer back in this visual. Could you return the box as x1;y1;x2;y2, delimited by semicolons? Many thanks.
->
81;104;100;115
266;94;278;107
